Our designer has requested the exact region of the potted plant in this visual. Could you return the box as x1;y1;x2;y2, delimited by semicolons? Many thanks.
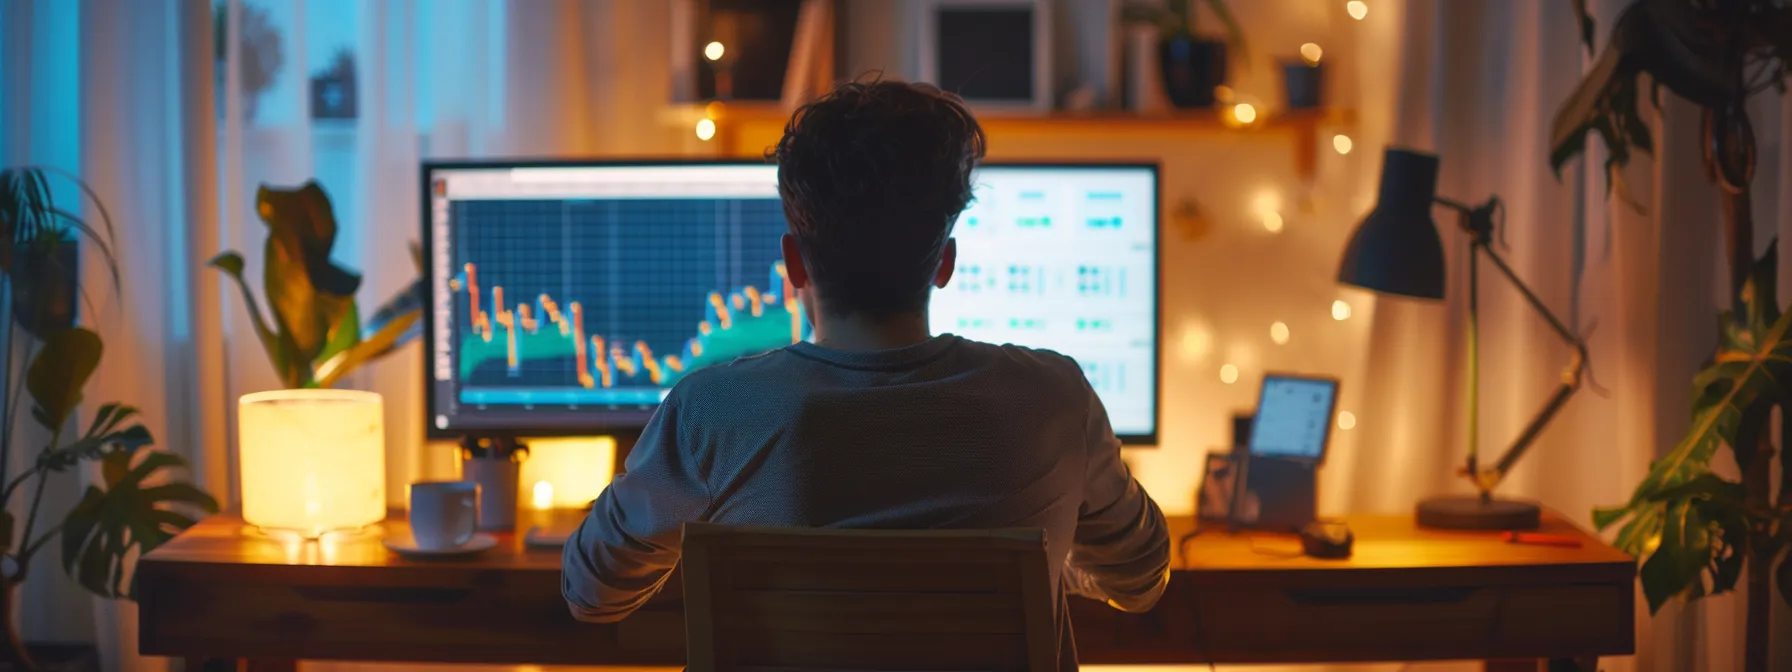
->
1122;0;1246;109
1554;2;1792;671
0;168;219;671
209;181;421;389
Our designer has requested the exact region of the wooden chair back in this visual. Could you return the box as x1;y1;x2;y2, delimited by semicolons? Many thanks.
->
680;523;1057;672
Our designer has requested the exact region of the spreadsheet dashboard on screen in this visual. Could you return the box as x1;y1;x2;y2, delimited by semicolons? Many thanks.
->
422;161;1161;443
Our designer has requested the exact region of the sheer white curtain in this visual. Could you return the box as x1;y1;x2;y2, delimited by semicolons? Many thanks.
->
1336;1;1792;670
5;1;684;669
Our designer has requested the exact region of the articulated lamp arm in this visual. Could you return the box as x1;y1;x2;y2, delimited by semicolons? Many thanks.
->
1437;197;1591;497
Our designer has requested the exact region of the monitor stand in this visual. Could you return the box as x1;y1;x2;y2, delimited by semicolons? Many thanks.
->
1231;454;1317;533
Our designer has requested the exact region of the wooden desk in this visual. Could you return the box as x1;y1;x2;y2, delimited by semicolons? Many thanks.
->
138;511;1633;669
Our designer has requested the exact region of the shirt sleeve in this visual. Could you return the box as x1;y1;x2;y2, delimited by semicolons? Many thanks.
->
1066;374;1171;613
562;392;711;622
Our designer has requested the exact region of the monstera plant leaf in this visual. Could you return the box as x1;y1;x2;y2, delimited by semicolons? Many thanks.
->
1595;242;1792;612
256;182;361;374
61;449;218;600
25;327;103;432
36;403;155;473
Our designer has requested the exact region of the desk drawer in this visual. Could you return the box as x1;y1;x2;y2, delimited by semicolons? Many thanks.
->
1088;582;1632;664
137;570;682;665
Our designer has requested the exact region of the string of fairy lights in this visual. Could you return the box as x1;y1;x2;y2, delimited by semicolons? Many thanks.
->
679;1;1377;438
1213;0;1369;439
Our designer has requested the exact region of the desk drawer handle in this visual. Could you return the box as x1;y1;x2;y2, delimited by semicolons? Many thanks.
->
295;586;473;604
1286;587;1477;606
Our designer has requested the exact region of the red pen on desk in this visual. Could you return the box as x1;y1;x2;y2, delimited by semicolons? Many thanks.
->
1502;531;1582;548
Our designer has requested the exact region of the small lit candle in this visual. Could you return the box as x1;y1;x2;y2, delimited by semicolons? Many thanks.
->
1332;299;1353;321
1270;321;1290;345
1347;1;1368;20
532;480;555;511
1220;364;1240;384
704;41;726;61
695;118;717;141
1338;411;1358;430
1333;134;1354;155
1299;43;1323;66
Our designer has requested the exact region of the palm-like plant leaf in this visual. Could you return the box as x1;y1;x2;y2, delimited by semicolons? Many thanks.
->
315;310;418;388
61;449;218;600
1;167;122;338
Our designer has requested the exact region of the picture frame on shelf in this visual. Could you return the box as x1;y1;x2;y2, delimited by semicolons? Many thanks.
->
1197;451;1237;523
910;0;1053;112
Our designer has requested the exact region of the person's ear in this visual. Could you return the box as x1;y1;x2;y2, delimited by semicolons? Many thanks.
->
781;234;810;289
934;238;956;289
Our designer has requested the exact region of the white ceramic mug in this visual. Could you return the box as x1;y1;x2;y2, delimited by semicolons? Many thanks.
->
408;481;480;550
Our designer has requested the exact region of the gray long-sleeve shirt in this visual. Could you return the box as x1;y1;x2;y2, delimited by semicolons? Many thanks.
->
562;334;1170;667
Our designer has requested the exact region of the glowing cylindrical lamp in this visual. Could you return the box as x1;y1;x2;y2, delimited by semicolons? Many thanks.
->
239;390;387;538
517;437;616;510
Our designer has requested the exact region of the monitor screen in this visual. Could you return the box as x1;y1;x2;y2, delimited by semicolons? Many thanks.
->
423;161;1160;442
1247;375;1339;460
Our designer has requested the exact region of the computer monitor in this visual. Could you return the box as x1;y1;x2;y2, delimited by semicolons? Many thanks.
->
422;160;1161;442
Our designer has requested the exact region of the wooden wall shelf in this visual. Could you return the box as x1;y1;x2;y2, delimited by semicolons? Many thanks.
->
692;103;1356;180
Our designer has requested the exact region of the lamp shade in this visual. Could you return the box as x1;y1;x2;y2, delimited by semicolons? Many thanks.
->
517;436;617;510
239;389;387;538
1337;148;1447;299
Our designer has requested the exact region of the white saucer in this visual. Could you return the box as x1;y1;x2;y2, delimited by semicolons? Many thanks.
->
382;532;498;559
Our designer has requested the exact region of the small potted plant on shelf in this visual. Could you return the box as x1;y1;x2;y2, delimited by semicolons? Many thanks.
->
1122;0;1246;109
0;167;220;672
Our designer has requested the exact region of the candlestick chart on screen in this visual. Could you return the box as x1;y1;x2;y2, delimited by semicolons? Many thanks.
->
447;198;806;403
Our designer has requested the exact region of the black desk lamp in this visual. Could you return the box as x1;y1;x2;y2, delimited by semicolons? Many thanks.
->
1337;148;1589;530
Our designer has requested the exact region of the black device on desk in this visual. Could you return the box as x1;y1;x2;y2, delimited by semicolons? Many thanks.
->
1232;374;1339;533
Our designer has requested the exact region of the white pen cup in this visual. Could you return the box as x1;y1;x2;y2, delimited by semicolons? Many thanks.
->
408;481;480;550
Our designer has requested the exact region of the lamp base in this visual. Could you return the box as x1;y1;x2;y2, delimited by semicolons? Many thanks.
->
1415;495;1541;531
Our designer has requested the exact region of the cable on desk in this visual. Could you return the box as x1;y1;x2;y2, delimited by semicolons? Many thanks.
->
1176;526;1210;571
1175;525;1219;671
1247;536;1305;559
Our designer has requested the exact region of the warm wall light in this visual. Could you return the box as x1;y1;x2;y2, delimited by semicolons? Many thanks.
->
532;481;555;510
1333;134;1354;154
1261;211;1284;233
1220;364;1240;384
1178;319;1214;363
695;118;717;141
1233;103;1257;124
1347;1;1368;20
1299;43;1324;65
1270;321;1290;344
518;437;617;509
1332;299;1353;321
239;390;386;538
1338;411;1357;430
704;41;726;61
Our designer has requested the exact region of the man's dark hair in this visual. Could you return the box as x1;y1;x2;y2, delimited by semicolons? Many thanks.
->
772;77;987;318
